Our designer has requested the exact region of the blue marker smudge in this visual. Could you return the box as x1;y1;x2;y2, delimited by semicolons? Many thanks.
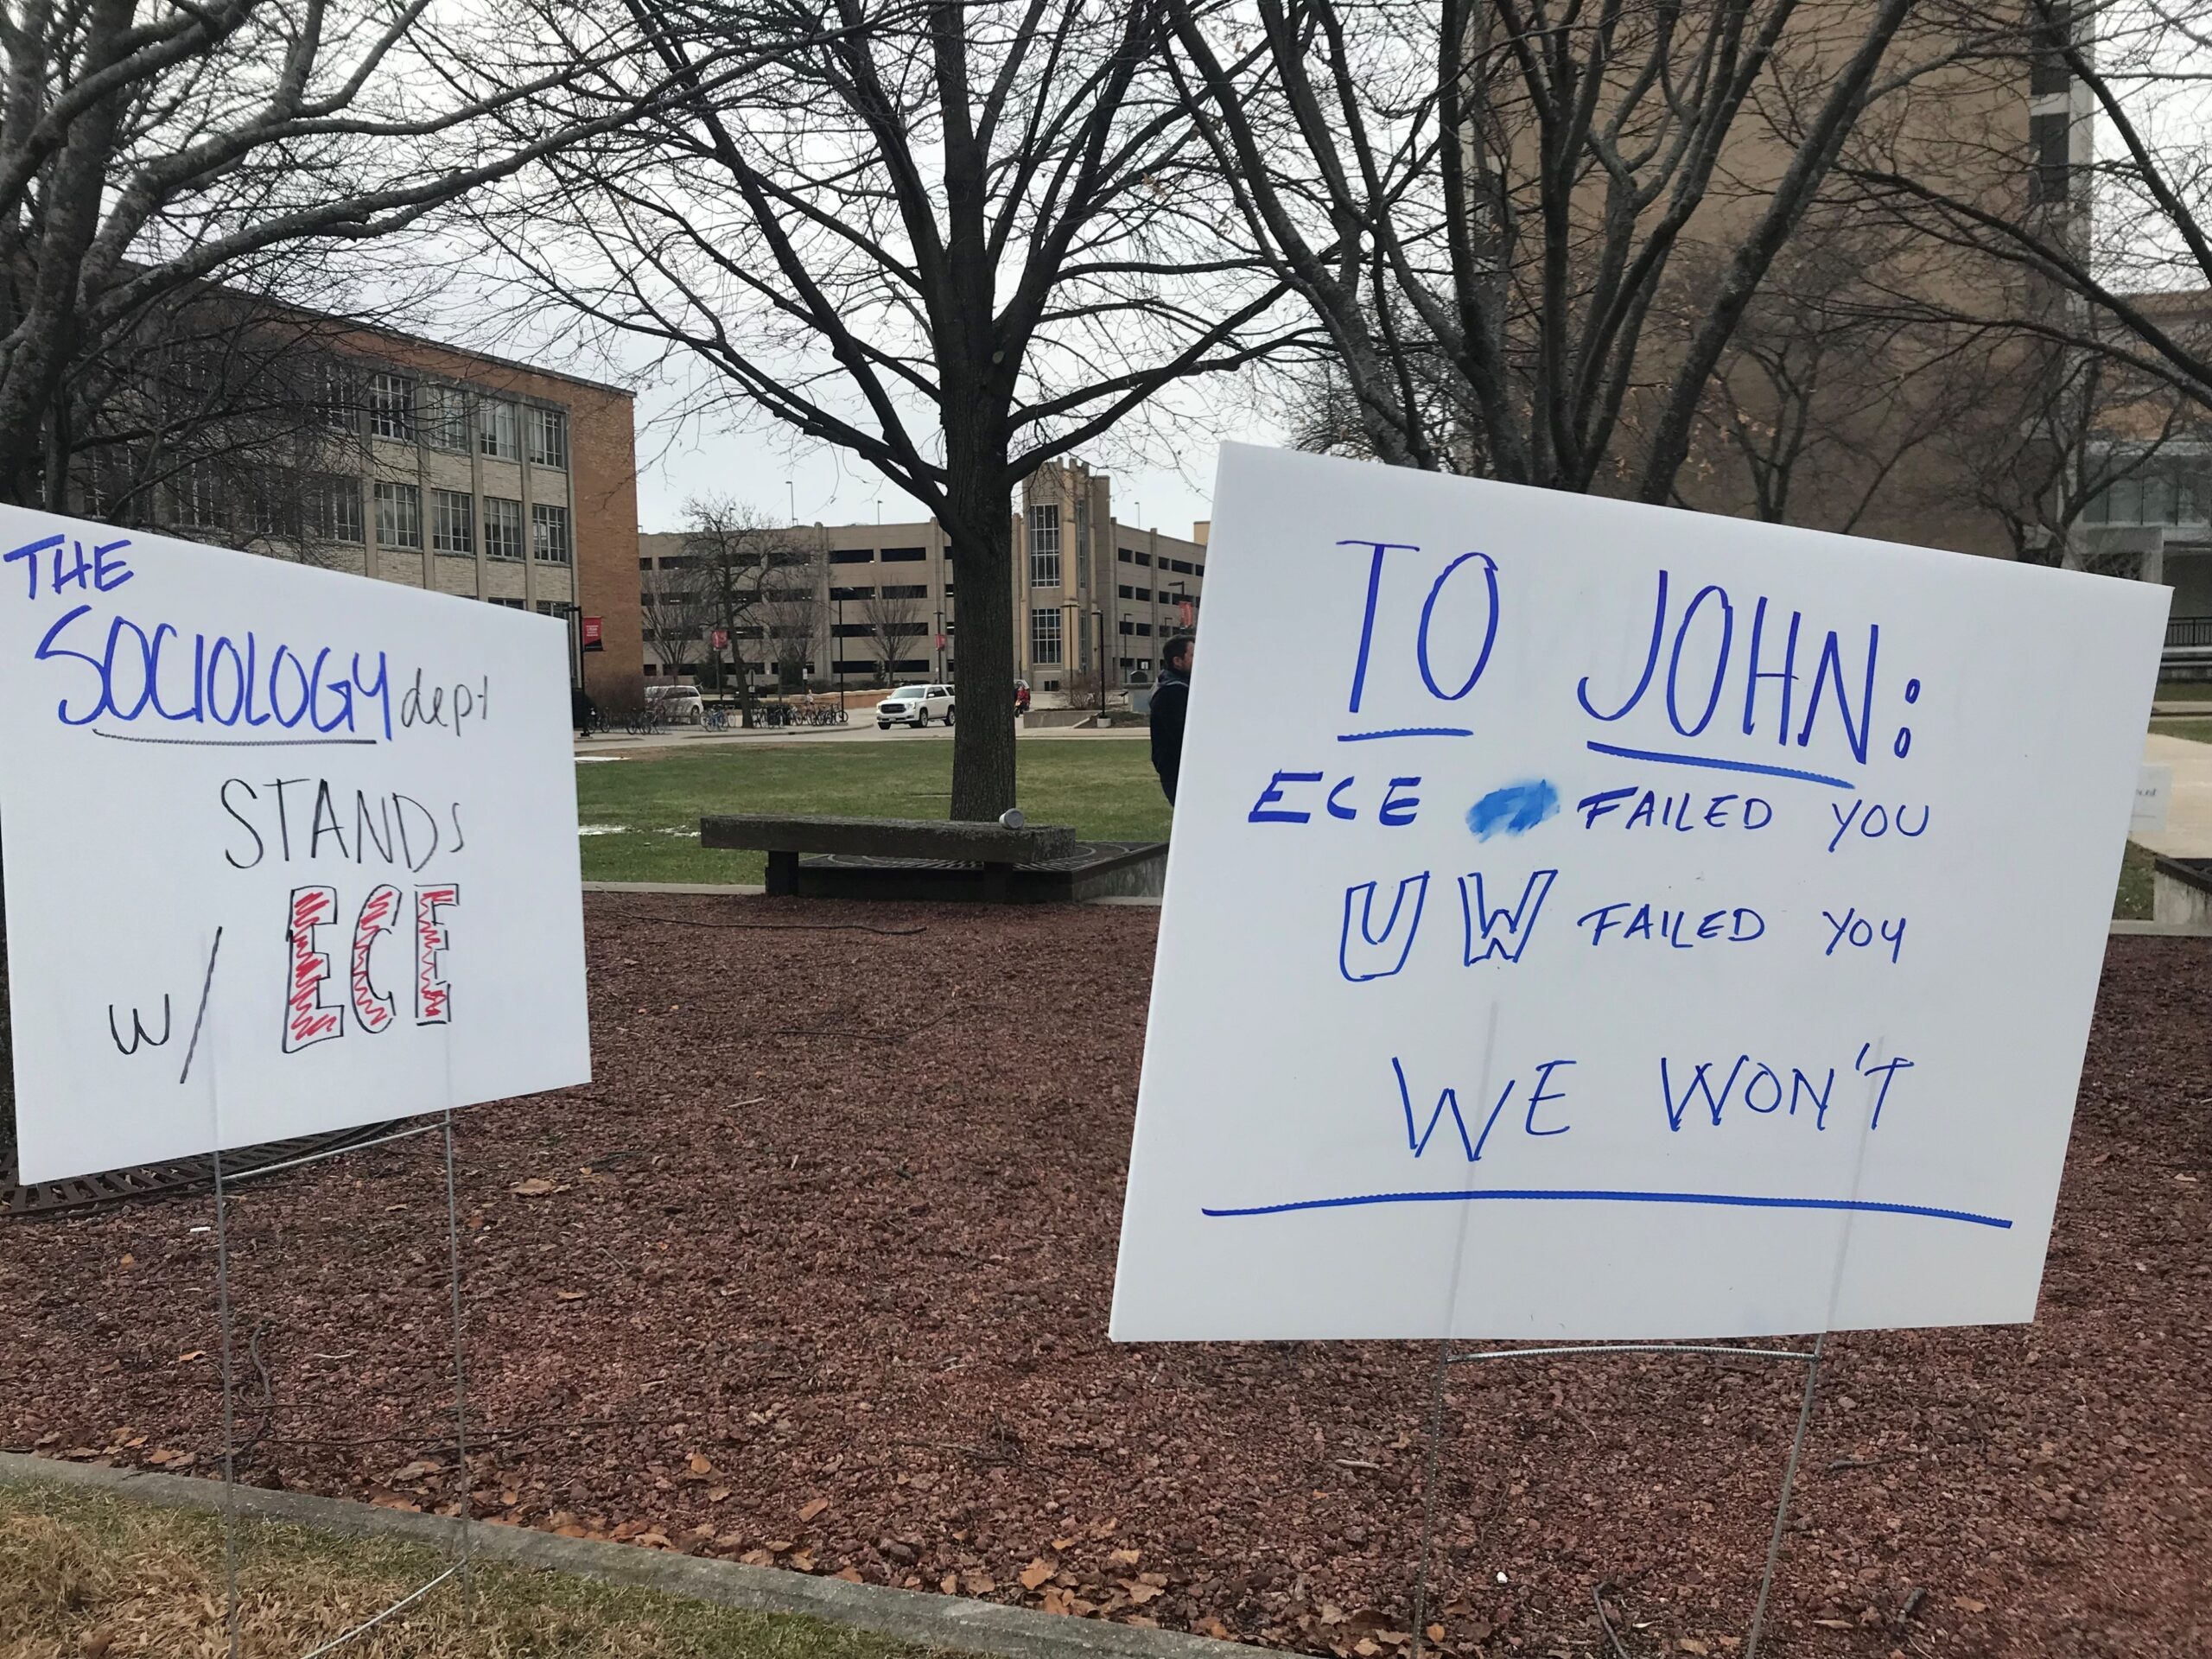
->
1467;779;1559;839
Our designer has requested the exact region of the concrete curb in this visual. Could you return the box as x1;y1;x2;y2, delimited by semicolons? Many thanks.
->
0;1453;1249;1659
584;881;769;896
2109;918;2212;938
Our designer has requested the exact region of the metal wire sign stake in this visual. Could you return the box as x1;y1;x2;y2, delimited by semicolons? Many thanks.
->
1404;1336;1827;1659
201;1009;478;1656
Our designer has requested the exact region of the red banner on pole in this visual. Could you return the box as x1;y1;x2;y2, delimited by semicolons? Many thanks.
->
581;615;604;651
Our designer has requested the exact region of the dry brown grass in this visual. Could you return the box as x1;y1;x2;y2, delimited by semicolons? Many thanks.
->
0;1478;943;1659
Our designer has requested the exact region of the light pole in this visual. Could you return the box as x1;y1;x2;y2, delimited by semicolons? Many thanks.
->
934;607;944;680
1093;606;1106;715
836;592;846;703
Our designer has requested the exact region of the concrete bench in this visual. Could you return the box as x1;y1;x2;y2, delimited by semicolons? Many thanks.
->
700;813;1078;898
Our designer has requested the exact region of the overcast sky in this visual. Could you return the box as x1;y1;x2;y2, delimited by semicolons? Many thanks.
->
625;366;1275;541
415;247;1277;543
630;380;1260;540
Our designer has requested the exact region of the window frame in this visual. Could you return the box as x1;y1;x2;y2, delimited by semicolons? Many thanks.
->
431;487;476;555
1029;605;1064;665
374;480;423;549
527;405;569;468
1027;505;1061;588
483;495;523;560
366;372;416;442
531;501;573;563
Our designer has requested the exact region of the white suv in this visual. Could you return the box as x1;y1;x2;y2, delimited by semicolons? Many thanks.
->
645;683;704;724
876;683;955;728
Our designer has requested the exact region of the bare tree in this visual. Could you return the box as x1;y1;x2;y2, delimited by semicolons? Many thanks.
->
760;538;828;691
1841;1;2212;412
484;0;1301;817
0;0;763;514
1166;0;1956;499
1681;224;2003;533
642;558;714;683
858;584;926;683
1937;344;2199;566
682;496;817;710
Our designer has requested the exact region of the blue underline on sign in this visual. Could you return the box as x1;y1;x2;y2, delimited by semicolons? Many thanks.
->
93;729;377;748
1583;741;1856;790
1338;727;1475;742
1200;1188;2012;1230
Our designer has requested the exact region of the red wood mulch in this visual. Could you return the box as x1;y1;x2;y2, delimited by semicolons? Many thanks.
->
2;896;2207;1658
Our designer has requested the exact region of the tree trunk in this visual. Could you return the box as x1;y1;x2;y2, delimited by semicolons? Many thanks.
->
944;477;1018;822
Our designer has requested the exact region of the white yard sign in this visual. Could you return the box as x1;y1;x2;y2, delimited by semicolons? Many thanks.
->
1110;446;2168;1342
0;509;590;1185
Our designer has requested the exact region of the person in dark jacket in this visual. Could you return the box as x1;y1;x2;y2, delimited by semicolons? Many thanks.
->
1149;634;1194;804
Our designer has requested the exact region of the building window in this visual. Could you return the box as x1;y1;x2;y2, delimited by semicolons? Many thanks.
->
483;496;523;559
2031;6;2075;95
830;549;873;564
477;398;518;460
1027;505;1060;587
489;597;526;610
310;474;365;543
2085;463;2205;527
1135;620;1153;637
173;462;223;530
431;488;475;555
2030;112;2071;204
535;600;567;617
1135;550;1152;567
831;585;874;601
367;372;416;442
1030;606;1063;665
880;544;925;563
528;406;569;468
1116;583;1133;599
319;362;359;433
1118;617;1135;635
882;583;929;599
1135;587;1152;601
532;502;572;563
375;481;422;549
419;385;468;452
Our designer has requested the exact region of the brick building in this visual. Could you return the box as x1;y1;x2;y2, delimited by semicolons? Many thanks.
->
83;311;645;711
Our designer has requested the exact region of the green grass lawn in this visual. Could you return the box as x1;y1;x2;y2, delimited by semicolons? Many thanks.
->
2115;840;2157;920
0;1478;939;1659
575;741;2161;918
2150;718;2212;745
575;741;1172;884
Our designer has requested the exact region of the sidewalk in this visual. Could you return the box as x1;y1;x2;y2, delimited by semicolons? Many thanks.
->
2135;732;2212;858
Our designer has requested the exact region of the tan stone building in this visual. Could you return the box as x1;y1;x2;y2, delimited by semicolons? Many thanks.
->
638;458;1206;695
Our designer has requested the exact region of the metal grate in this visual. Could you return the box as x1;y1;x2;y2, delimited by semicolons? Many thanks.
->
3;1121;412;1219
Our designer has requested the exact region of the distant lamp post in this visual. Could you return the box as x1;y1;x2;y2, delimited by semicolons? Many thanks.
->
1059;597;1078;696
1093;606;1106;714
934;606;945;680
